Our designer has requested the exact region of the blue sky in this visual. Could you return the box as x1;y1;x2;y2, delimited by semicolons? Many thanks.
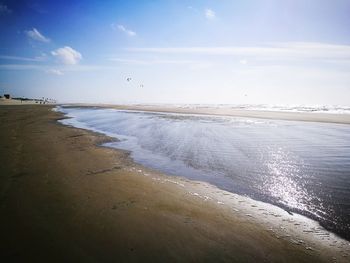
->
0;0;350;104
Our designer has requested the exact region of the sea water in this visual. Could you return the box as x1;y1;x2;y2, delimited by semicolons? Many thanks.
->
57;106;350;240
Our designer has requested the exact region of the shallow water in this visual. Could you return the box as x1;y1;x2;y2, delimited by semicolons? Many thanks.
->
58;106;350;240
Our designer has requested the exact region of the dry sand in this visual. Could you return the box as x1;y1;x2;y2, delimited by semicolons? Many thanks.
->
0;105;349;262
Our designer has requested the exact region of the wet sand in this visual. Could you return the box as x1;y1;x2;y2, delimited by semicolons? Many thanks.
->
0;105;349;262
73;104;350;125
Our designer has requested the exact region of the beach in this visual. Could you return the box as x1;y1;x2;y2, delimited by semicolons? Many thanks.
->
0;105;349;262
74;104;350;125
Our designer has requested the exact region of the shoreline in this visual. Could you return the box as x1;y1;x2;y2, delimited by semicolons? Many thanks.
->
66;103;350;125
58;105;350;245
1;105;349;262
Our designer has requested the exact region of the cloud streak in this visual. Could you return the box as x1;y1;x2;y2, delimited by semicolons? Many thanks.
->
126;42;350;61
0;55;47;62
47;69;64;75
112;24;136;36
25;28;50;43
109;58;195;65
0;64;118;73
0;64;44;70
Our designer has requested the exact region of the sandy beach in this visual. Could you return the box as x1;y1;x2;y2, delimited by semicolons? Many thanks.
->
0;105;349;262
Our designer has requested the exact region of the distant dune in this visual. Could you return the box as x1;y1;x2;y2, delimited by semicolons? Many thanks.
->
0;98;54;105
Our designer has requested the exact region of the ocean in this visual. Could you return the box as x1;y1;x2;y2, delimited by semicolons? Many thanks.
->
57;106;350;240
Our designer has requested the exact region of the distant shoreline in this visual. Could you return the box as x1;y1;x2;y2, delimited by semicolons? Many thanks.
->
0;98;56;105
65;103;350;125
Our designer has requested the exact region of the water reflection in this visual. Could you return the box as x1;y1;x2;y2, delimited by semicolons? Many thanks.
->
263;147;330;222
264;147;310;210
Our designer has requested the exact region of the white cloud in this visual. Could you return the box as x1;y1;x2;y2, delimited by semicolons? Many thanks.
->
205;8;215;20
47;69;64;75
0;3;12;15
239;59;248;65
25;28;50;43
111;23;136;36
51;46;82;65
